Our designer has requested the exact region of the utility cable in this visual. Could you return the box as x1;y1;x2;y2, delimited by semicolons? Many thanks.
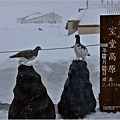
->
0;44;100;54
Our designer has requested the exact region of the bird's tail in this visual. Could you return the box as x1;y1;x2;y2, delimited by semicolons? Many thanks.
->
9;55;15;58
88;53;90;56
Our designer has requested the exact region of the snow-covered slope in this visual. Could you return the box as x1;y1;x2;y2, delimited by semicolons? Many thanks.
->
0;23;100;64
0;56;99;104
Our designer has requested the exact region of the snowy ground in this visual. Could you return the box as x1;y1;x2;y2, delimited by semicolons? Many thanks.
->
0;23;120;119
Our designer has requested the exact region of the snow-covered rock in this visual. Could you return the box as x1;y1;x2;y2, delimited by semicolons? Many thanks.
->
8;65;55;119
58;60;96;119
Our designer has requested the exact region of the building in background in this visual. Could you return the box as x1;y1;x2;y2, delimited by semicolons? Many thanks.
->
16;12;62;24
66;3;120;35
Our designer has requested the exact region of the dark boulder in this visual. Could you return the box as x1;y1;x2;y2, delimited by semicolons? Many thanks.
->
58;60;96;119
8;65;55;119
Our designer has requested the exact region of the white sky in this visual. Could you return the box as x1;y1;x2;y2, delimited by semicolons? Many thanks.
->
0;1;85;23
0;0;118;23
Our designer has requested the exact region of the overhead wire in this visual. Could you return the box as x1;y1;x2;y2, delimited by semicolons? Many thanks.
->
0;44;100;54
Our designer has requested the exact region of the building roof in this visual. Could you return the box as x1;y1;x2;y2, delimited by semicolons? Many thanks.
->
68;3;120;26
25;12;42;20
17;12;62;21
68;10;86;21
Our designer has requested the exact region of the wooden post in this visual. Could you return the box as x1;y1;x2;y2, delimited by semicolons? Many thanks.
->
100;15;120;111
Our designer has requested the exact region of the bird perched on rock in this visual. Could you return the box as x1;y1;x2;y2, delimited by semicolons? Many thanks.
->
73;35;90;61
9;46;42;65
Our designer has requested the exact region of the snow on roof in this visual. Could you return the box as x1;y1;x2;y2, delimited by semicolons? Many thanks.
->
68;4;120;26
24;12;62;21
80;4;107;26
25;12;42;20
68;10;86;21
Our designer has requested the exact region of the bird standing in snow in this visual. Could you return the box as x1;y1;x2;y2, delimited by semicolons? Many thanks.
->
73;35;90;61
9;46;42;65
